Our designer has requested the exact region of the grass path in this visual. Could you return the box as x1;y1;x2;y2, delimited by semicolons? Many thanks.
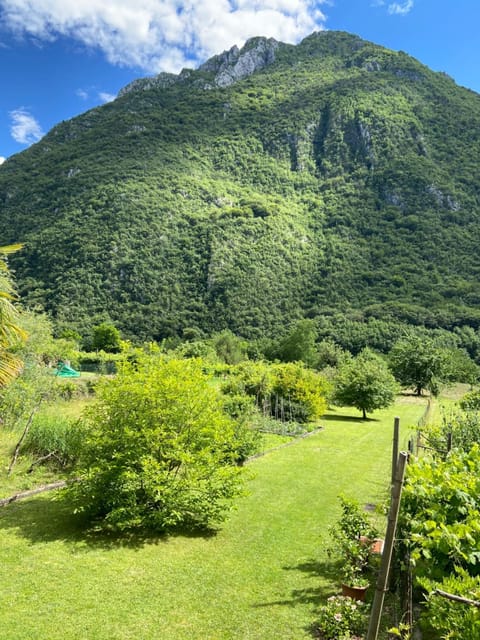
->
0;398;425;639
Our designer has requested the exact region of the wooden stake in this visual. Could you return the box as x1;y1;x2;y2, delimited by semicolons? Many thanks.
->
391;417;400;485
7;395;45;475
367;451;408;640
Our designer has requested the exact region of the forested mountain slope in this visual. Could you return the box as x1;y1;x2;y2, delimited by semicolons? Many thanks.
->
1;31;480;341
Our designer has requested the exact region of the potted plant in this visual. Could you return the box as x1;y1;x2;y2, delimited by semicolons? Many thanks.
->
328;497;379;600
341;563;370;602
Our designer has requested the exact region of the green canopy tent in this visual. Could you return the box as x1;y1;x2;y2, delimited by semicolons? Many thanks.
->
55;362;81;378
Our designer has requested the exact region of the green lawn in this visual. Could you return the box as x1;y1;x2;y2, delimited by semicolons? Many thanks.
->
0;398;425;639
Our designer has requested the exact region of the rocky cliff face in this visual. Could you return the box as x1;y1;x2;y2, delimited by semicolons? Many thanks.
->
199;37;279;87
118;37;280;97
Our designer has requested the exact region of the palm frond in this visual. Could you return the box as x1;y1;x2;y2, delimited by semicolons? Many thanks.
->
0;349;23;386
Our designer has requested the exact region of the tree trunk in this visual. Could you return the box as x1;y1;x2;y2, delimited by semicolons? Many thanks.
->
362;408;367;420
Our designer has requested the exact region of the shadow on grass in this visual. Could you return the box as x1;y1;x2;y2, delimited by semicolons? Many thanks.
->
321;413;380;424
0;495;216;550
252;557;342;637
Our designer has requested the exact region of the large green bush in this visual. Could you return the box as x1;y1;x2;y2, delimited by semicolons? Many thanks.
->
271;362;330;423
224;360;330;424
68;356;246;532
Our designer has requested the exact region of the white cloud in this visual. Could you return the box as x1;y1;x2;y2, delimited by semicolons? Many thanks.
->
388;0;414;15
76;88;89;99
99;91;116;102
0;156;5;164
9;108;45;144
0;0;328;72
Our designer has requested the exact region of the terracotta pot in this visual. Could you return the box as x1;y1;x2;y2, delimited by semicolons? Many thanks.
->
359;535;384;554
341;583;368;601
371;538;384;554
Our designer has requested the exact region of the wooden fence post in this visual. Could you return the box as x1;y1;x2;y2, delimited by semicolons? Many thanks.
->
391;417;400;485
367;451;409;640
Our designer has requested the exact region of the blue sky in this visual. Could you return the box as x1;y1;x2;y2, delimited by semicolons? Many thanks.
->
1;0;479;162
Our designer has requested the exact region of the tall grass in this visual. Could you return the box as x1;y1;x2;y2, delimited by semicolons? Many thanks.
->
22;414;84;467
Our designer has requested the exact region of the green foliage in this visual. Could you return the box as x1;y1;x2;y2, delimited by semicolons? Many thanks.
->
331;496;378;542
250;412;309;436
444;348;480;385
316;338;349;370
210;330;248;364
22;414;84;467
0;310;82;429
90;322;122;353
271;362;330;422
425;408;480;455
0;244;26;386
0;360;57;431
328;496;379;586
333;348;398;418
76;349;124;373
223;359;330;423
68;356;246;532
316;595;368;640
398;446;480;582
390;334;450;396
459;388;480;411
270;319;318;367
419;570;480;639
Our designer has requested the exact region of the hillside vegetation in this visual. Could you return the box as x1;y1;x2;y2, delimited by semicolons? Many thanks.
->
1;31;480;344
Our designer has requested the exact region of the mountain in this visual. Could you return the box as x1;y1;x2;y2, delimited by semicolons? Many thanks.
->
1;31;480;343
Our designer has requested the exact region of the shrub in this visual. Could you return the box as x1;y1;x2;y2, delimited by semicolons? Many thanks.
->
316;595;368;640
328;496;379;585
224;360;330;424
270;362;330;423
424;408;480;454
459;388;480;411
67;356;246;532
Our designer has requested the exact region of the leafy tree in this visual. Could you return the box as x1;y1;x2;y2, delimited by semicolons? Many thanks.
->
68;356;245;532
443;347;479;386
211;330;248;365
315;338;349;370
389;334;449;396
272;319;318;367
0;244;26;386
333;348;398;419
91;322;122;353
